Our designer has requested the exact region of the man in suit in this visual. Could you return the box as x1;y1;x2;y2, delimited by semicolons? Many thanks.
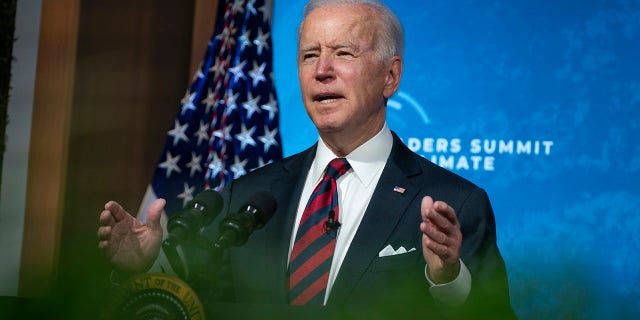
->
98;0;515;318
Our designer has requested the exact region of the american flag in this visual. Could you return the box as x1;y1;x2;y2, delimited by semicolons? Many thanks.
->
141;0;282;217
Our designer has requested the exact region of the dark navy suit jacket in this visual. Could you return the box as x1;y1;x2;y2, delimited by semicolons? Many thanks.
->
206;132;516;319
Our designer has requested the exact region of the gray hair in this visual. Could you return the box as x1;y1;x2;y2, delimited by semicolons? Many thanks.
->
299;0;404;60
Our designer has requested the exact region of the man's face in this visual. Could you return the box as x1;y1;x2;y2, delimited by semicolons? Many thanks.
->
297;4;401;144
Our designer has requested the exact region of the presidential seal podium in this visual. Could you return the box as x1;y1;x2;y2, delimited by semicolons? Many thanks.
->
107;273;206;320
106;272;340;320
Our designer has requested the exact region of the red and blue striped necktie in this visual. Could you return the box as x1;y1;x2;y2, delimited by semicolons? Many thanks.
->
289;158;351;305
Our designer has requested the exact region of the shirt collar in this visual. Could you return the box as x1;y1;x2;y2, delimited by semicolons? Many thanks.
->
312;124;393;187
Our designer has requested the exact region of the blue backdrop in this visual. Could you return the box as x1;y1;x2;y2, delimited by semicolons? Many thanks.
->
272;1;640;319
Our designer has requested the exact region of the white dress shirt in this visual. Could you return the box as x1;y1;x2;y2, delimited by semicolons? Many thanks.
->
287;124;471;305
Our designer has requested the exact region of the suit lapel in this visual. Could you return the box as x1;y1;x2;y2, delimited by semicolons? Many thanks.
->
261;146;317;302
328;133;423;303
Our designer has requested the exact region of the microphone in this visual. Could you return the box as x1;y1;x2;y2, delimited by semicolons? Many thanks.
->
163;189;223;281
166;188;224;243
214;191;277;248
324;209;341;233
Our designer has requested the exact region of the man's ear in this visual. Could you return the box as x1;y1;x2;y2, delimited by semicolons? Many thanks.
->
383;56;403;99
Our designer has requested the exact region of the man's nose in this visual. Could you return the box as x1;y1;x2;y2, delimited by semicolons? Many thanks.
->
314;55;334;82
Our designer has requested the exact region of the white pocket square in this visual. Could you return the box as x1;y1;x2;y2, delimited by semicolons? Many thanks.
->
378;245;416;257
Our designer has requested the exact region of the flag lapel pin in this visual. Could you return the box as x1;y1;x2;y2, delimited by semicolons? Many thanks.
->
393;186;406;194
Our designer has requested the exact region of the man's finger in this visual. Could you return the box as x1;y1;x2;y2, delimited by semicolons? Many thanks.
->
98;240;109;249
433;200;458;225
105;201;127;222
421;221;449;245
421;196;434;221
145;198;166;233
97;225;111;241
424;236;453;260
99;209;115;227
424;207;458;238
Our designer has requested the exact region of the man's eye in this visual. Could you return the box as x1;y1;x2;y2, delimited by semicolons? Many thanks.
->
303;53;318;61
337;51;353;57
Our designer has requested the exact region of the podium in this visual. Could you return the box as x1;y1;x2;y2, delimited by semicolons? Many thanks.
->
107;273;351;320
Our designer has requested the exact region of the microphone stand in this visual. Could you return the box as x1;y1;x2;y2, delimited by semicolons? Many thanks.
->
161;233;229;303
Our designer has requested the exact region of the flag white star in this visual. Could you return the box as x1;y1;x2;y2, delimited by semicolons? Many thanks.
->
229;60;247;83
242;92;262;119
253;29;270;56
208;58;226;80
239;30;252;51
224;89;240;116
215;25;230;42
180;91;197;115
247;0;258;16
261;93;279;121
248;61;266;87
207;153;225;178
213;123;234;142
258;126;279;152
230;155;248;178
168;119;189;146
177;182;195;207
195;121;210;146
186;152;203;177
158;151;181;178
215;23;237;50
235;124;257;150
202;89;217;113
258;0;273;24
232;0;246;15
192;62;205;81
